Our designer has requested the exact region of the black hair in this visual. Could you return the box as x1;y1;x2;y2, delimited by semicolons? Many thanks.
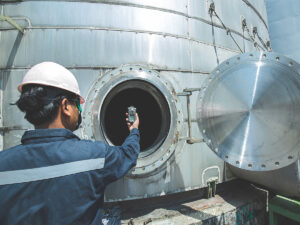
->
15;84;78;125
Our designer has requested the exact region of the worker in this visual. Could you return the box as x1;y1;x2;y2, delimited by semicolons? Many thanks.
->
0;62;140;225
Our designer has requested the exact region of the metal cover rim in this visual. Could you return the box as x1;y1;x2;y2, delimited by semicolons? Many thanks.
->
197;52;300;171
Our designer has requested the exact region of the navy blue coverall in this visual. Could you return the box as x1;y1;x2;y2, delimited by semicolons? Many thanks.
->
0;128;140;225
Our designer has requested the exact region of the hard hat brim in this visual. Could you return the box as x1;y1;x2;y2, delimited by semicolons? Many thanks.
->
18;81;85;104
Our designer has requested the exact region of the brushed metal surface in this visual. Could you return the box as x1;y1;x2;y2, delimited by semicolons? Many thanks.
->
229;159;300;198
0;29;192;70
2;1;188;36
267;0;300;62
197;52;300;171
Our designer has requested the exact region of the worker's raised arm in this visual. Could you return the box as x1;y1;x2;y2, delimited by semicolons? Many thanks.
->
102;113;140;184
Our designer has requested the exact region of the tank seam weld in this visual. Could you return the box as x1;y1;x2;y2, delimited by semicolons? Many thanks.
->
0;67;211;74
0;26;243;53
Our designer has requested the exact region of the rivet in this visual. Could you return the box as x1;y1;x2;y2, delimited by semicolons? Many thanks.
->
289;62;294;66
249;54;253;57
276;56;280;61
275;162;280;166
262;54;266;58
248;164;252;167
288;156;293;159
261;164;266;168
236;161;239;164
225;155;229;159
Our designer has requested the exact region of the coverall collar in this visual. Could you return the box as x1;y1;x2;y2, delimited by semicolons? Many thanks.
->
21;128;80;144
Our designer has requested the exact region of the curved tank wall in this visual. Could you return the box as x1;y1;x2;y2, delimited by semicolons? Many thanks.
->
230;161;300;198
0;0;270;201
266;0;300;63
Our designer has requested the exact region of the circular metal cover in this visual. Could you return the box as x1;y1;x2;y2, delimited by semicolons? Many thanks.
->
197;52;300;171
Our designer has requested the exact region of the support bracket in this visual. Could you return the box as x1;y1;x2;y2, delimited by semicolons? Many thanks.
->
206;179;217;199
0;15;24;34
177;88;203;144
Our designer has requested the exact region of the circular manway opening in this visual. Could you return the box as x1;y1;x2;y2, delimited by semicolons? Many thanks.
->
101;80;171;157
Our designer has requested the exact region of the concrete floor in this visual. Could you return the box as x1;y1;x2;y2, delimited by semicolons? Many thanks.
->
103;180;269;225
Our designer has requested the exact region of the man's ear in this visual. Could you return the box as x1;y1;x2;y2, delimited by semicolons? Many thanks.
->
61;98;72;117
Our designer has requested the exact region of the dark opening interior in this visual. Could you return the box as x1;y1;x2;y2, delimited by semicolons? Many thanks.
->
101;80;171;156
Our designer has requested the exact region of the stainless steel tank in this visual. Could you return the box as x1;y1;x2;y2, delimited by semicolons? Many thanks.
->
0;0;270;201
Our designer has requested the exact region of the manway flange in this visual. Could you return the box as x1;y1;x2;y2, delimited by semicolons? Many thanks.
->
81;64;184;176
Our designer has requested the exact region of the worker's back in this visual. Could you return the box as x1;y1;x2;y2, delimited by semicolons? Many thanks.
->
0;128;140;225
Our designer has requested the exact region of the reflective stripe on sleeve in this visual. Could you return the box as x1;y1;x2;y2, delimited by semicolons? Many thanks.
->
0;158;105;186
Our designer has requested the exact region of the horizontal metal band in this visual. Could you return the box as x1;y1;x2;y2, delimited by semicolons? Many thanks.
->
0;67;211;75
0;158;105;185
0;25;246;52
0;126;29;133
0;25;257;52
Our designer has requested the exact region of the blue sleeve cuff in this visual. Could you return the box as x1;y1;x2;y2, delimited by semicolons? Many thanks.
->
130;128;139;135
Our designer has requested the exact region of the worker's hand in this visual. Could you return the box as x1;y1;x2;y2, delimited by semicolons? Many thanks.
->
126;113;139;131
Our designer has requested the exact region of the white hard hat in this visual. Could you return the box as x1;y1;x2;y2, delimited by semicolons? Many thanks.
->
18;62;85;104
